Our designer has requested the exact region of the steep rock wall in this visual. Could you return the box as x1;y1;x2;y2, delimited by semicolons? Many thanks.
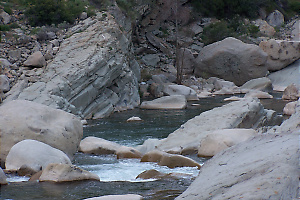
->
5;12;140;119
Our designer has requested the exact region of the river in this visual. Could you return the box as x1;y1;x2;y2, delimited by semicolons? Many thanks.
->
1;94;286;200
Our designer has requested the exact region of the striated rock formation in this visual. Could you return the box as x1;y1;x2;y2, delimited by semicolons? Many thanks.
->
5;12;140;119
194;37;268;86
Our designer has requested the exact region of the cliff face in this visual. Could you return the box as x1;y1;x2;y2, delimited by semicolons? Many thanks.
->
5;12;140;119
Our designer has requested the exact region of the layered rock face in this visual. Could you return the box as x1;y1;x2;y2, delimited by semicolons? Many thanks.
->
194;37;268;86
5;12;140;119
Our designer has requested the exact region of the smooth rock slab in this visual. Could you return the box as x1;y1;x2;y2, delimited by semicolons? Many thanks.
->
198;129;257;157
176;133;299;200
5;140;71;172
0;100;83;163
39;163;100;182
140;95;187;110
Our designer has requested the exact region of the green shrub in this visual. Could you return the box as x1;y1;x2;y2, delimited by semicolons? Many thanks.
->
25;0;86;26
0;25;10;31
201;20;236;45
3;6;13;15
191;0;270;19
247;24;260;37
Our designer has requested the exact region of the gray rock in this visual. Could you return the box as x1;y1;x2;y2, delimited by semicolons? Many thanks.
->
163;84;198;101
0;100;83;164
8;49;21;62
194;37;268;86
5;13;140;119
0;11;11;24
267;10;284;27
80;12;88;20
283;101;297;116
0;167;7;185
244;90;273;99
0;75;10;92
39;163;100;182
156;98;282;153
142;54;160;67
140;95;187;110
0;58;12;67
5;140;71;172
176;133;299;200
282;84;300;101
176;48;196;75
23;51;46;68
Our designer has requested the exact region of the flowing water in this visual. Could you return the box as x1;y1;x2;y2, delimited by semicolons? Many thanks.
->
1;94;286;200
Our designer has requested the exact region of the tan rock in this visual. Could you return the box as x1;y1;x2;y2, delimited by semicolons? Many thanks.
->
115;146;142;159
259;39;300;71
198;129;257;157
136;169;167;179
29;171;43;182
141;150;201;169
79;137;122;155
255;19;276;37
39;163;100;182
240;77;273;92
283;101;297;115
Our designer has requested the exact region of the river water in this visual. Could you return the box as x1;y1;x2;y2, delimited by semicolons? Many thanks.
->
1;94;286;200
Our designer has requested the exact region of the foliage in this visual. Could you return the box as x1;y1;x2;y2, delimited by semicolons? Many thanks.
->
201;21;236;45
191;0;270;19
3;6;13;15
24;0;86;26
0;25;10;31
116;0;137;19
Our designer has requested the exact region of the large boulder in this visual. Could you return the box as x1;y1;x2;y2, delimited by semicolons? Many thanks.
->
268;59;300;91
163;84;198;101
156;98;282;154
254;19;276;37
5;140;71;172
141;150;201;169
140;95;187;109
259;40;300;71
79;137;122;155
198;129;257;157
5;12;140;119
176;133;299;200
39;163;100;182
194;37;268;86
0;100;83;164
